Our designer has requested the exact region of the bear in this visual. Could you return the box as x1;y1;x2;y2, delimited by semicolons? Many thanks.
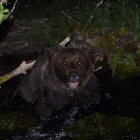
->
19;46;100;120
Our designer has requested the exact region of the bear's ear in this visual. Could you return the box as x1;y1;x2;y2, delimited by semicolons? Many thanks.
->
83;47;94;60
44;47;55;58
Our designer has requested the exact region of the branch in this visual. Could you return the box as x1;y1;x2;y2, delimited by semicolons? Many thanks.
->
0;60;35;87
82;0;104;34
0;0;19;25
94;66;103;72
59;37;70;47
62;11;80;24
68;0;105;47
0;37;70;87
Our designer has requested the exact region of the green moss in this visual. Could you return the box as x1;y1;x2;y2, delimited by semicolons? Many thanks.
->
124;41;139;52
60;24;84;39
22;30;27;35
135;48;140;56
95;35;116;57
59;24;98;41
0;74;8;85
64;112;140;140
0;111;38;135
108;52;140;80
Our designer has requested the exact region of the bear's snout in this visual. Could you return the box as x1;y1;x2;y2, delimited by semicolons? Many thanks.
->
68;71;79;82
67;71;79;91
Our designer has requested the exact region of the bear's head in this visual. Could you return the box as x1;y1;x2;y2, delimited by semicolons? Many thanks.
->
45;47;94;91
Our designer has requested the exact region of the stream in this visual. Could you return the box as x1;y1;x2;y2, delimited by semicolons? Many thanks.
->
0;54;140;140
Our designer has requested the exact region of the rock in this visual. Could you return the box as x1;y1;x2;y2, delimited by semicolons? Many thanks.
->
63;112;140;140
0;111;38;136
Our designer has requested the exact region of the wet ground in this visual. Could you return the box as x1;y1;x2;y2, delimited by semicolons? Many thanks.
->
0;54;140;140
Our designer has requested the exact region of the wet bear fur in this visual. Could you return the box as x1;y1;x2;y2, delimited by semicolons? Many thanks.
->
19;46;100;120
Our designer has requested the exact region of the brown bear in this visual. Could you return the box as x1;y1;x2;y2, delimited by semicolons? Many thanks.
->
19;46;100;120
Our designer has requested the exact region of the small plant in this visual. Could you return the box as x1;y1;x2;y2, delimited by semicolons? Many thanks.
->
0;0;9;22
133;5;140;40
108;52;140;80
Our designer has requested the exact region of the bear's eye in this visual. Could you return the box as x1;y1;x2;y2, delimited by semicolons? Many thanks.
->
77;61;81;66
63;62;68;67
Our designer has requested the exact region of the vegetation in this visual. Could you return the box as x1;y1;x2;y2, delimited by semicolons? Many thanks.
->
108;52;140;80
12;0;140;37
1;0;140;38
1;0;140;81
1;0;140;138
0;111;38;136
63;112;140;140
0;0;9;22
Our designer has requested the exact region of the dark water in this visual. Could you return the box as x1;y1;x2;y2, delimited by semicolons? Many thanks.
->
0;55;140;140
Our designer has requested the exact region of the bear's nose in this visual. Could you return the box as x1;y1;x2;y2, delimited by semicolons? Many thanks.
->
69;72;79;82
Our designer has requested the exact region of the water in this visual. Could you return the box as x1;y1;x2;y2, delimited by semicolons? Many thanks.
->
0;55;140;140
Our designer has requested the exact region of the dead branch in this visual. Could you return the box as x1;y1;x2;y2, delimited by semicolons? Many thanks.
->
68;0;105;47
0;37;70;87
0;60;35;86
62;11;79;24
59;37;70;47
94;66;103;72
82;0;105;34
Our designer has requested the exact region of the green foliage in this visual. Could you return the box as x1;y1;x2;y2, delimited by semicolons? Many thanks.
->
95;35;116;56
13;0;140;40
109;52;136;70
58;24;84;41
118;27;126;35
108;52;140;80
135;48;140;56
54;16;69;30
64;112;140;140
133;5;140;40
0;0;9;22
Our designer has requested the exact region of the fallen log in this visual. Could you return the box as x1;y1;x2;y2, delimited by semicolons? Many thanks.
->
0;37;70;87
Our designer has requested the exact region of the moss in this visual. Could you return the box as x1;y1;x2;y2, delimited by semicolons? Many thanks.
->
124;41;139;52
95;35;116;57
0;111;38;135
60;24;84;39
108;52;140;80
113;64;140;81
64;112;140;140
135;48;140;56
0;74;8;85
58;24;99;41
22;30;27;35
